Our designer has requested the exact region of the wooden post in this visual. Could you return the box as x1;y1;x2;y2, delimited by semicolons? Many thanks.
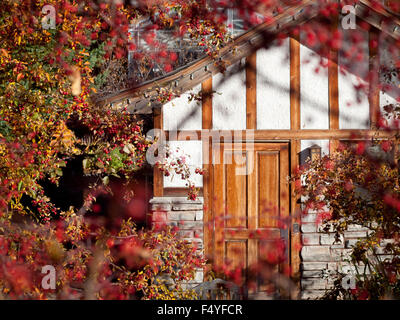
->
328;51;339;130
246;52;257;130
202;77;213;270
369;28;380;129
290;35;301;278
290;36;301;131
202;78;213;130
153;107;164;197
329;18;339;154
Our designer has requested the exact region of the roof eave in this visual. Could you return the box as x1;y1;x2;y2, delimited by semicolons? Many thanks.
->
95;0;400;113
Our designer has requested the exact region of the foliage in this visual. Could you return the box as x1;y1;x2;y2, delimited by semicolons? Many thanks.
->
0;0;217;299
293;139;400;300
0;217;204;299
0;0;148;221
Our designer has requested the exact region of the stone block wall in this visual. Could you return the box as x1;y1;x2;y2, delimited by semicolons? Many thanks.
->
149;197;204;288
300;211;370;299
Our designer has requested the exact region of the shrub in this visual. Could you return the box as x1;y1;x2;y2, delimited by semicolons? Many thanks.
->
0;217;205;300
293;140;400;300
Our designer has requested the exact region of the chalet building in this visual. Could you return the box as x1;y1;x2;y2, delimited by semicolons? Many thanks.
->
97;0;400;299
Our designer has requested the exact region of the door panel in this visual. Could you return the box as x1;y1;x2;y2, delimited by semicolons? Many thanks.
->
226;155;248;228
212;142;290;287
226;240;248;269
257;151;280;228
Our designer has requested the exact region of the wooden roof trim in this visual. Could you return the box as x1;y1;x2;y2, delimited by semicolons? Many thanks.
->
95;0;318;110
357;0;400;39
95;0;400;111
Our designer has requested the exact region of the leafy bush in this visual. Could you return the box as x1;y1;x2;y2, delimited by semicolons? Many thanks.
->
0;217;205;299
294;140;400;300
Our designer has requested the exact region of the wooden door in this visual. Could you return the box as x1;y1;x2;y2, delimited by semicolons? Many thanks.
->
211;142;290;290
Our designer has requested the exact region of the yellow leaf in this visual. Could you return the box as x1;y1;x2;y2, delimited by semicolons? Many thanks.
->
0;49;9;58
68;66;81;96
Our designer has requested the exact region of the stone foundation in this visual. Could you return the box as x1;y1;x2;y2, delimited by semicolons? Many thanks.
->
300;211;370;299
149;197;204;288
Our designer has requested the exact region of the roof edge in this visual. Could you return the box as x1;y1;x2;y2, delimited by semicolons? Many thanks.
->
95;0;400;112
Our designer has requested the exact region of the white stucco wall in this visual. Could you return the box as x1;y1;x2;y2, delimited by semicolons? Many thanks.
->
256;39;291;129
380;90;399;112
213;60;247;130
300;43;329;129
163;140;203;188
163;85;202;131
338;29;370;129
